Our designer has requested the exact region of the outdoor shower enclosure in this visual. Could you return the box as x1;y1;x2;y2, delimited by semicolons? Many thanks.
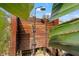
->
9;16;59;56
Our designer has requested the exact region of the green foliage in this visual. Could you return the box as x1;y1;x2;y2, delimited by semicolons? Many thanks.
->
49;18;79;55
0;10;10;55
50;18;79;37
0;3;34;20
0;3;34;55
51;3;79;21
49;3;79;55
0;11;8;35
0;27;10;54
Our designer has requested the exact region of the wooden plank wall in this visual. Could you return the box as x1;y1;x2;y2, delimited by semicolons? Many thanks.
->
9;16;59;55
17;17;59;50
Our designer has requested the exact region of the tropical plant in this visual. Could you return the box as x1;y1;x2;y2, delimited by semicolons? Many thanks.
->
0;10;10;55
0;3;34;55
50;3;79;21
0;3;34;20
49;3;79;55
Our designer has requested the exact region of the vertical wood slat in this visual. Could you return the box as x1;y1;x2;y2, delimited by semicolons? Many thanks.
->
9;16;17;56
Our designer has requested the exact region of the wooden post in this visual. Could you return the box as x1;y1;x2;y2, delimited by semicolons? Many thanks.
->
9;16;17;56
31;16;36;56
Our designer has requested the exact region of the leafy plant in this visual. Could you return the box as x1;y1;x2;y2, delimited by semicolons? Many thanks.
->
49;19;79;55
49;3;79;55
0;3;34;20
0;3;34;55
50;3;79;21
0;11;9;55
